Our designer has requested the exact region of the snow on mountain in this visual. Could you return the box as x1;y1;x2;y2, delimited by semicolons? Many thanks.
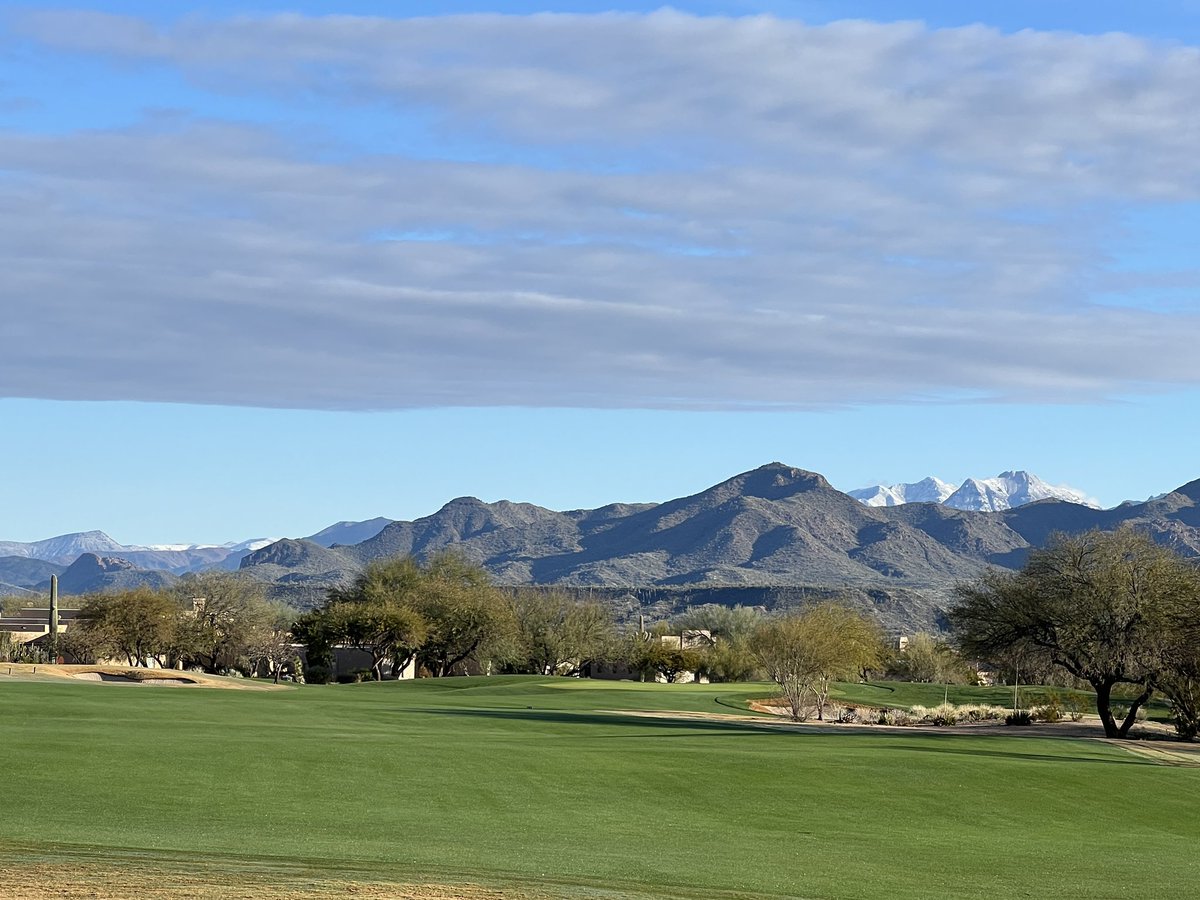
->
0;531;127;563
848;477;958;507
943;472;1099;511
0;531;278;571
139;538;276;552
850;471;1099;511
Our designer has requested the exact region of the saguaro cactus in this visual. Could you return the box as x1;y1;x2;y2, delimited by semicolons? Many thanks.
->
48;575;59;662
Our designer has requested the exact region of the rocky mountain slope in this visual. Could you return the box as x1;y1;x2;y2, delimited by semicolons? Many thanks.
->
231;463;1200;629
0;557;65;595
0;532;273;573
239;463;1050;592
305;518;396;548
13;464;1200;632
50;553;179;595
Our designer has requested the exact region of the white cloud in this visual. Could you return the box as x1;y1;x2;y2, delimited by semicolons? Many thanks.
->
3;11;1200;409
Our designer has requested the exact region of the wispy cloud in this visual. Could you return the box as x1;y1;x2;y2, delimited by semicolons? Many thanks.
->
4;11;1200;409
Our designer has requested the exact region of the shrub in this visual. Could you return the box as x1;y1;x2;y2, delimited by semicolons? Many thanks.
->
1063;691;1088;722
834;706;860;724
957;704;1006;722
928;703;959;725
1006;711;1033;726
1031;703;1063;723
882;708;913;726
1031;691;1065;723
910;705;929;721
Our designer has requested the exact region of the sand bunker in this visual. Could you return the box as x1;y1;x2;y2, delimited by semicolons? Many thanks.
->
0;861;525;900
1;663;284;690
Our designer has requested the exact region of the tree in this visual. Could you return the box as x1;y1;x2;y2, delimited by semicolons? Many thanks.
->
332;557;430;679
753;604;884;721
175;572;281;674
672;604;765;683
950;529;1200;738
619;631;702;683
297;553;513;680
242;602;299;683
890;632;974;685
1156;588;1200;740
73;588;187;667
671;604;764;645
511;591;615;676
411;553;515;677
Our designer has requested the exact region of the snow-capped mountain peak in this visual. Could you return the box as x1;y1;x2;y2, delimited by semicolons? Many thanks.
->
850;471;1099;511
943;471;1098;511
848;477;958;507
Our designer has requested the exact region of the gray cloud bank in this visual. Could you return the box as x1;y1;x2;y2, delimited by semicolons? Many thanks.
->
4;10;1200;410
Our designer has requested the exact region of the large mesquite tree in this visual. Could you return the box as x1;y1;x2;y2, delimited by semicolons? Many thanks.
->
950;529;1200;739
295;552;513;679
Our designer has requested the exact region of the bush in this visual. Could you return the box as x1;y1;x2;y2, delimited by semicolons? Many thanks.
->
928;703;959;725
957;704;1006;722
1031;691;1065;723
834;706;860;724
1006;711;1033;726
910;705;929;721
1063;691;1088;722
882;708;913;726
1031;703;1063;723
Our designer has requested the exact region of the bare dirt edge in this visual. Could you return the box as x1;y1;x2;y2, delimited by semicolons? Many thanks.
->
0;861;520;899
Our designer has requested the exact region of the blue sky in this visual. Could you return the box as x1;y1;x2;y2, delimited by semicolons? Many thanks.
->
3;1;1200;544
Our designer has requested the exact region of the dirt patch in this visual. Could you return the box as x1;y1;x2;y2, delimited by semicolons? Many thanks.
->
1103;739;1200;767
0;862;528;900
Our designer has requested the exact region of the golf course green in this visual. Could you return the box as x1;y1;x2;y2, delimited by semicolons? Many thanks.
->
2;675;1197;899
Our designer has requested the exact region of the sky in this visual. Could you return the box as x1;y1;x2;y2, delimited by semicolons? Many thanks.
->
3;1;1200;544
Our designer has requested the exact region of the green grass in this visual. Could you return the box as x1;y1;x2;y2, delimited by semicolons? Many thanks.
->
2;675;1198;898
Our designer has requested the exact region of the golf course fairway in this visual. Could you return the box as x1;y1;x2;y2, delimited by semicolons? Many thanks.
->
2;675;1197;899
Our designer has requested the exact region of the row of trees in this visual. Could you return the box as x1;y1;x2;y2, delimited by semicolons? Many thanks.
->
293;554;752;682
951;529;1200;739
57;573;295;679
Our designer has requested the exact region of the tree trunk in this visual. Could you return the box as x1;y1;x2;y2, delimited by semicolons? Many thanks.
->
1117;686;1154;738
1094;680;1120;738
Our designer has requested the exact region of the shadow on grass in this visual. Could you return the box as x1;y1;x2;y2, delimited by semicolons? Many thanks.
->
887;741;1158;766
407;706;763;736
404;706;1164;765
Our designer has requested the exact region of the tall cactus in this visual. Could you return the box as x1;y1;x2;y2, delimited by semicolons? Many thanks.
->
48;575;59;662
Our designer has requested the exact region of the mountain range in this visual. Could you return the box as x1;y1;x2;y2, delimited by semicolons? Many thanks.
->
0;531;276;571
228;463;1200;624
849;471;1098;511
6;463;1200;631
